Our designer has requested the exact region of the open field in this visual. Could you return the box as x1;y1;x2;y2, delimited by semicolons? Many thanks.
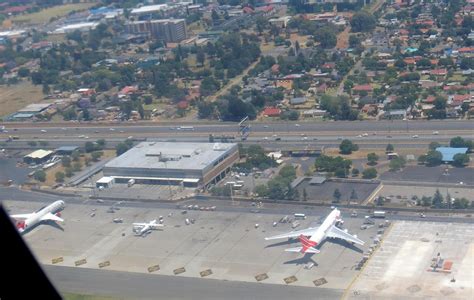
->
0;81;43;117
10;2;97;25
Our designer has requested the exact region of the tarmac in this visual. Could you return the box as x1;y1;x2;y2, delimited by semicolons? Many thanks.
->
5;199;377;293
347;221;474;300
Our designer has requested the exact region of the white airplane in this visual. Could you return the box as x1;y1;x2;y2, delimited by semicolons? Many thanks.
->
132;219;164;236
265;208;364;254
10;200;65;233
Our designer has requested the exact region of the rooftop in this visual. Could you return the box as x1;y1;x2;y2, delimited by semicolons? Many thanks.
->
24;149;53;159
105;142;237;171
435;147;468;162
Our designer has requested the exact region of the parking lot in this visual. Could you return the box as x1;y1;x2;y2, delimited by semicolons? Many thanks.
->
348;221;474;299
380;166;474;185
7;200;379;290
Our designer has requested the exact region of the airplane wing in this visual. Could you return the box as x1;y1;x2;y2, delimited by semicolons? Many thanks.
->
265;227;318;240
285;246;320;254
11;214;33;220
40;213;63;222
327;225;364;245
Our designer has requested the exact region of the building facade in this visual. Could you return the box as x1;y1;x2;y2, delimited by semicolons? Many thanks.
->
125;19;187;43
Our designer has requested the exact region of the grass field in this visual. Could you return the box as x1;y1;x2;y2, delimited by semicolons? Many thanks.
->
10;2;98;25
63;293;119;300
0;81;43;117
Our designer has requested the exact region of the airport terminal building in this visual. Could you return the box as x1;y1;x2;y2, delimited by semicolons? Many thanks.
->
103;142;239;187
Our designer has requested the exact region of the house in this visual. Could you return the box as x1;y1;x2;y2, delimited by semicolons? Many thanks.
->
263;107;281;117
384;109;406;119
77;88;96;97
290;97;307;105
352;84;373;94
430;69;448;76
302;109;326;118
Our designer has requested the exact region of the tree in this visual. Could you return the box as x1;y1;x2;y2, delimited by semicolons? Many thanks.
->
18;67;30;77
452;153;470;167
91;151;103;161
71;150;81;162
429;142;441;151
96;139;106;149
196;49;206;67
432;189;444;208
55;171;65;183
450;136;473;152
351;168;360;177
302;188;307;201
362;168;377;179
367;153;379;165
73;162;82;172
279;165;296;179
351;12;376;32
389;157;406;171
425;150;443;166
34;170;46;182
333;188;341;203
386;144;394;153
254;184;269;198
61;156;71;168
314;27;337;49
453;198;469;209
339;139;359;154
85;141;96;153
65;167;74;177
27;141;37;147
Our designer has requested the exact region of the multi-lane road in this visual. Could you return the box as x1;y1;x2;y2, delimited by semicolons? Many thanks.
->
1;120;473;149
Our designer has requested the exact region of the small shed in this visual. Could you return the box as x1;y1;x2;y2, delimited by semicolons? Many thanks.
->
55;146;79;155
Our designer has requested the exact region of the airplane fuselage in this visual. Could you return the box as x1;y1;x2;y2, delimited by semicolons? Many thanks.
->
15;200;65;232
309;209;341;246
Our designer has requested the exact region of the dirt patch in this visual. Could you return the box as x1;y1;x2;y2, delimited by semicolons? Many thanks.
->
0;82;43;117
9;3;97;25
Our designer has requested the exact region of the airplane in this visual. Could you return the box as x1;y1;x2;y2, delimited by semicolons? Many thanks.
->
132;219;164;236
265;208;364;254
10;200;65;234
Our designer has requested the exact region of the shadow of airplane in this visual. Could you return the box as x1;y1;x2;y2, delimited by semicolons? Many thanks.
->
43;220;64;232
318;238;364;254
283;253;318;266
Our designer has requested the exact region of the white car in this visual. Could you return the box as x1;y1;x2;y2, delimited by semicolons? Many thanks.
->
40;129;47;133
110;128;115;131
432;131;439;135
362;133;369;137
295;124;300;127
412;135;419;138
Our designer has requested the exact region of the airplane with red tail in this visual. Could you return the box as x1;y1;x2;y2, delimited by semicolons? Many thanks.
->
10;200;65;233
265;208;364;254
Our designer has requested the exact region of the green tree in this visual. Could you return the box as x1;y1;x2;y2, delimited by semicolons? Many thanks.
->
91;151;103;161
85;141;96;153
432;189;444;208
386;144;394;153
367;153;379;165
452;153;470;167
389;157;406;171
34;170;46;182
71;150;81;162
96;139;106;149
279;165;296;179
362;168;377;179
73;162;82;172
429;142;441;151
350;189;358;200
61;156;71;168
351;12;376;32
314;27;337;49
339;139;359;154
302;188;307;201
196;49;205;67
453;197;469;209
351;168;360;177
333;188;341;203
115;142;130;156
254;184;269;198
65;167;74;177
55;171;65;183
425;150;443;166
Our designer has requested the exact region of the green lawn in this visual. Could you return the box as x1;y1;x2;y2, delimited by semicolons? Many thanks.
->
11;2;98;25
63;293;121;300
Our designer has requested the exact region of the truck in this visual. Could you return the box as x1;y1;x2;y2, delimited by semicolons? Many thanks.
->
373;211;386;218
294;213;306;220
127;178;135;187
